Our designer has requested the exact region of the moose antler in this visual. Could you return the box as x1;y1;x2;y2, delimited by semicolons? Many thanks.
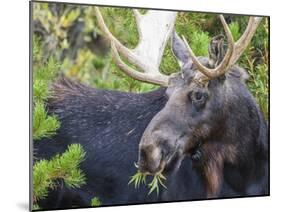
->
95;7;177;87
182;15;263;80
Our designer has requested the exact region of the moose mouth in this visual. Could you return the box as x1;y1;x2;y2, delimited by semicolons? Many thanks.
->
138;149;182;175
138;156;166;175
137;135;187;175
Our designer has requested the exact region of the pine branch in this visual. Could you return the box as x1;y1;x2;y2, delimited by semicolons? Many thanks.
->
33;144;86;204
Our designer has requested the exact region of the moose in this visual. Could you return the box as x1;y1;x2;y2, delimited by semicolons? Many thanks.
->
34;7;268;210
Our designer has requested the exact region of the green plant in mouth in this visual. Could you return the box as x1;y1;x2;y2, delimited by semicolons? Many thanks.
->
128;170;147;189
147;173;167;195
128;163;167;195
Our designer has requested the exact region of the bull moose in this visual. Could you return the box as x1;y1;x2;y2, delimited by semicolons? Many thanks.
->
34;7;268;210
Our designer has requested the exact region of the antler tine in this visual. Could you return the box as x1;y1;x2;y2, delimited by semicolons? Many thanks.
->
230;17;263;65
94;7;177;87
95;7;142;70
181;15;235;79
111;42;169;86
182;15;262;80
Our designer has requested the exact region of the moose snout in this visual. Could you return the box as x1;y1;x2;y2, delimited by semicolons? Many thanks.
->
137;144;163;174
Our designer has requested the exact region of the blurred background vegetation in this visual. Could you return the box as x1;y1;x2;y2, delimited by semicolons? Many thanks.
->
32;2;268;119
32;2;268;209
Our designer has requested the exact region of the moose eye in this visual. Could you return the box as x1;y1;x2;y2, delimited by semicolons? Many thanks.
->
191;91;205;102
194;91;203;101
190;91;207;110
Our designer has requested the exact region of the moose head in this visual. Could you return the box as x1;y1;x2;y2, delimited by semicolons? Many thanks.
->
95;8;264;197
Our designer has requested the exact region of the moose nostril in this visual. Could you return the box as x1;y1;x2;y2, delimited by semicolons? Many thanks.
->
139;144;155;161
138;144;164;174
138;149;148;169
140;148;148;161
138;146;157;173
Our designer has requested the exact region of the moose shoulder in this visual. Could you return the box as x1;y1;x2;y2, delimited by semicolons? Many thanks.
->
34;8;268;209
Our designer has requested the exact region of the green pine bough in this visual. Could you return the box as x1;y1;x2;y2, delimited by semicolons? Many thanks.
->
33;102;60;140
33;36;61;141
128;163;167;196
33;144;86;205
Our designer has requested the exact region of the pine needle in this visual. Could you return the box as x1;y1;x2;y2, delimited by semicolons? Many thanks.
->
128;163;167;196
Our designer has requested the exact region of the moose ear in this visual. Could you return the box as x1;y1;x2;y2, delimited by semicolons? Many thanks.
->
208;35;226;68
171;31;191;67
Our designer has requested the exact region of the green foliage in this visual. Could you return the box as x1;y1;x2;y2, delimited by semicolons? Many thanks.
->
33;56;59;87
147;173;167;195
189;31;210;56
160;42;180;75
247;62;268;120
99;8;138;48
128;170;147;189
161;13;211;75
229;21;241;42
91;197;102;207
32;36;42;61
128;164;167;196
251;18;269;52
33;102;60;140
33;36;60;141
33;144;86;204
175;13;212;56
